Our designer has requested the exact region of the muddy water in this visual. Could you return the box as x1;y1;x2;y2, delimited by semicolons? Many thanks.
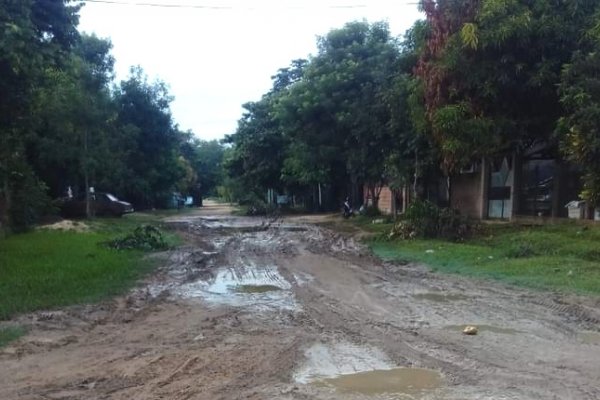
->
294;342;395;384
296;342;442;397
413;292;469;302
175;263;297;310
318;367;442;396
579;331;600;344
444;324;520;335
234;284;282;293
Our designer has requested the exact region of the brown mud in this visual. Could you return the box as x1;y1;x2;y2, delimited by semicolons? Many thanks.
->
1;201;600;399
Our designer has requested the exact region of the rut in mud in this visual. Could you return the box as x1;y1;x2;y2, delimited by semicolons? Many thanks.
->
1;208;600;400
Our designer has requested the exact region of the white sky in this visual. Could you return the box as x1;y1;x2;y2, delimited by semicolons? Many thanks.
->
78;0;423;140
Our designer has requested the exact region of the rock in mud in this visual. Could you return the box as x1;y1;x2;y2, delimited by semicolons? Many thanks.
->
463;325;478;335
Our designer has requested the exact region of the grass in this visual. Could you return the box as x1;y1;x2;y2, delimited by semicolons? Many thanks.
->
369;222;600;295
0;326;26;347
0;214;176;321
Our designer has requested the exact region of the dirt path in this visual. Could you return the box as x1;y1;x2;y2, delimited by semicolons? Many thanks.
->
2;210;600;400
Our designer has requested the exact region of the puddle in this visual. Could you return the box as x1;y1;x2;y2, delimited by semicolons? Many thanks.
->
233;284;282;293
413;292;469;302
318;367;442;396
294;342;395;384
295;342;442;398
579;331;600;344
174;263;297;310
445;324;519;335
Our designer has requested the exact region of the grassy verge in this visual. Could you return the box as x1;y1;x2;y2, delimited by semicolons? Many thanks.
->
0;326;26;347
369;222;600;295
0;214;175;321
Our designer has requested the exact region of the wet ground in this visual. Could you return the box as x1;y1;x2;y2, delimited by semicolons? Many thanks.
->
2;202;600;399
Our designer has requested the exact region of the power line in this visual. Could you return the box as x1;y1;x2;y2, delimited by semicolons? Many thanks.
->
80;0;420;10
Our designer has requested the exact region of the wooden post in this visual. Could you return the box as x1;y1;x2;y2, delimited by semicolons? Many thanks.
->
479;157;489;219
511;151;521;221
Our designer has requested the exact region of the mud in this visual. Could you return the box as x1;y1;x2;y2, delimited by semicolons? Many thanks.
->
413;293;470;302
1;201;600;400
444;325;521;335
318;368;442;397
579;331;600;344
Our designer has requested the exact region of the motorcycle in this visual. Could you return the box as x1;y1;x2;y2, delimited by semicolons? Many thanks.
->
342;201;354;218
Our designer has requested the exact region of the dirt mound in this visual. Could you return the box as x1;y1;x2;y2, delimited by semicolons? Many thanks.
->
38;220;90;232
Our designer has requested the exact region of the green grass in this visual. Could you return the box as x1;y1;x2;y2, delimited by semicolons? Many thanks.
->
0;215;174;320
0;326;26;347
369;222;600;295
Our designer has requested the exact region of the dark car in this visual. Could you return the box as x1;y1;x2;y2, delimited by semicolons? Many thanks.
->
60;192;134;218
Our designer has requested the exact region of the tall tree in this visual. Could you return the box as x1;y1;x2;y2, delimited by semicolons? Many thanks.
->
114;67;185;209
416;0;599;172
0;0;80;230
557;11;600;207
278;21;400;208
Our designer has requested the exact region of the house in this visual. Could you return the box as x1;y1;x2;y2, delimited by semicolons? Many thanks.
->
450;144;582;220
364;143;585;220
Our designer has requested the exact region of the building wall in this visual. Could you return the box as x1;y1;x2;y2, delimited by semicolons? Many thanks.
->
450;172;482;218
364;185;394;215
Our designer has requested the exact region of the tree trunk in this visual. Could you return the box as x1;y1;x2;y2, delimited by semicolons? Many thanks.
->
1;174;10;233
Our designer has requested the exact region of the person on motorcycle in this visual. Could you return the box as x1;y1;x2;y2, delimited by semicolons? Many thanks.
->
343;197;353;218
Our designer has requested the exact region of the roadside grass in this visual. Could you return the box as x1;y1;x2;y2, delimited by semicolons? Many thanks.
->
347;215;395;236
0;326;27;347
0;214;176;321
370;222;600;295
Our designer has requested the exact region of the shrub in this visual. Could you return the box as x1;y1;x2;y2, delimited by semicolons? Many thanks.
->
105;224;169;251
363;205;382;217
389;200;474;241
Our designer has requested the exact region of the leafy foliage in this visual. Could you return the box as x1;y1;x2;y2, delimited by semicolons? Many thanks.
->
105;224;169;251
558;48;600;206
389;200;474;240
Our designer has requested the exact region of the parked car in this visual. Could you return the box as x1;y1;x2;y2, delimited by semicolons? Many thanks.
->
59;192;134;218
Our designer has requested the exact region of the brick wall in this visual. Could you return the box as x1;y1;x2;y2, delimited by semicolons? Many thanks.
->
364;185;394;215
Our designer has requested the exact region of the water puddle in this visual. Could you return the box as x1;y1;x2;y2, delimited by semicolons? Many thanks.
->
233;284;282;293
295;342;442;398
174;263;297;310
579;331;600;344
294;342;395;384
413;292;469;302
195;217;307;232
445;324;519;335
318;367;442;396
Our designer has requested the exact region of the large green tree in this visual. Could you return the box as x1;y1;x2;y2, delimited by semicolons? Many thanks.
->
557;11;600;206
113;67;185;209
416;0;599;172
0;0;80;230
278;21;401;208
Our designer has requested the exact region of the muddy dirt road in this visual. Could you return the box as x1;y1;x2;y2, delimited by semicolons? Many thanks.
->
2;204;600;399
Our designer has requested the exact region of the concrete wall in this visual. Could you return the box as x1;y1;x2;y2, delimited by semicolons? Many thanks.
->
450;172;482;218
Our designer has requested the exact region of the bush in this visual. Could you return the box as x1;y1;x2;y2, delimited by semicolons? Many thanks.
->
363;205;382;217
389;200;474;241
105;224;169;251
5;161;54;232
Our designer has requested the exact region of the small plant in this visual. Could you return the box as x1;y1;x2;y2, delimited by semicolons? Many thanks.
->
363;206;382;217
389;200;474;241
504;242;536;258
105;224;169;251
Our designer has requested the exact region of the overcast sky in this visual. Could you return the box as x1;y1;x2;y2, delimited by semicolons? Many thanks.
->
78;0;423;140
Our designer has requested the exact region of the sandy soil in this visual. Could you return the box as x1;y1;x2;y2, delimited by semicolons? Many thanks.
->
1;203;600;400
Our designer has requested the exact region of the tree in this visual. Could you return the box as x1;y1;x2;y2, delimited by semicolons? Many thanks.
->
0;0;80;230
416;0;599;172
275;22;402;208
558;37;600;206
114;67;185;208
33;34;116;217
